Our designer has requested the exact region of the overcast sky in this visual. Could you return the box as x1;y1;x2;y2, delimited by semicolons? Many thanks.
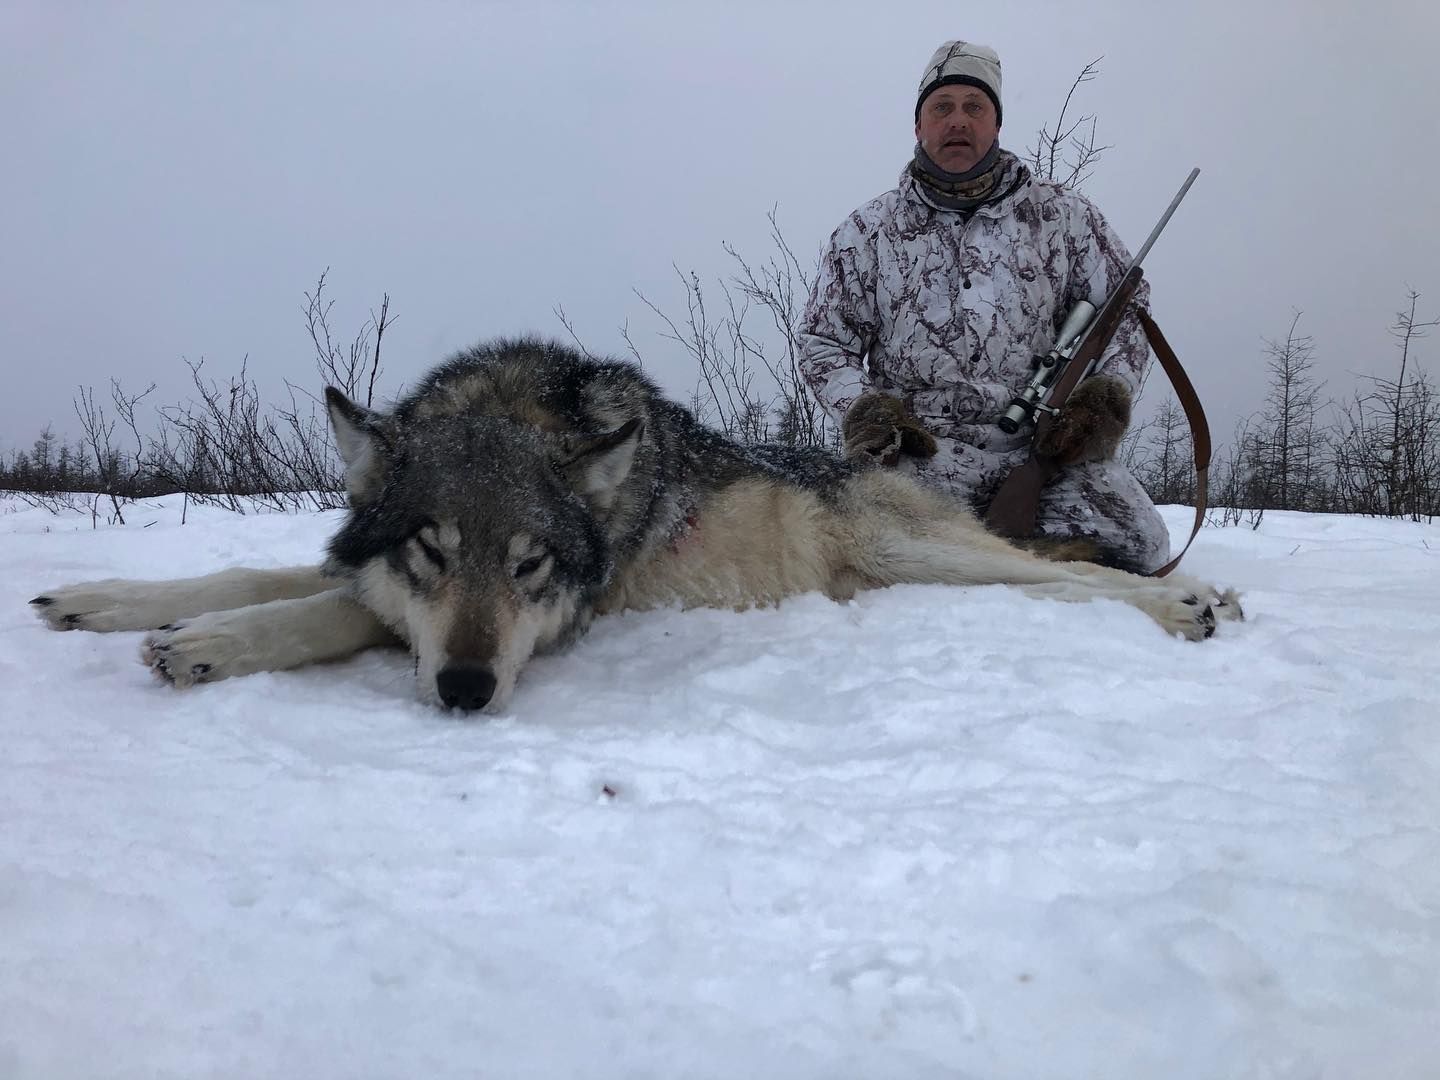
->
3;0;1437;456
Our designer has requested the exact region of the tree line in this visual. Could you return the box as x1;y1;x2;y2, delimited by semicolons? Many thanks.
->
1121;293;1439;526
4;273;1435;529
2;272;388;525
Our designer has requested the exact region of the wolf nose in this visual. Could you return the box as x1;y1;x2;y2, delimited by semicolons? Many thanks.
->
436;665;498;712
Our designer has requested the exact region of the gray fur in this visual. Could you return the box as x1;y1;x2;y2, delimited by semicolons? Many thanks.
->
31;337;1243;713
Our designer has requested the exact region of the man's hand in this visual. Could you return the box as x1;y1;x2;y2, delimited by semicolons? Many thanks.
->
1033;375;1132;465
842;394;938;466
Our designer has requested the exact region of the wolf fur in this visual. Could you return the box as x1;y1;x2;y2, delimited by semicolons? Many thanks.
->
31;337;1242;713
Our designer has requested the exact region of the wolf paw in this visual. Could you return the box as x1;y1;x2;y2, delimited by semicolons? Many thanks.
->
1211;587;1245;623
1137;585;1242;641
1165;577;1246;629
30;581;167;633
1179;594;1219;639
1174;595;1218;641
141;617;250;688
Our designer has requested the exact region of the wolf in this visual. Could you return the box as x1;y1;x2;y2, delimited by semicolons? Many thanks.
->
30;337;1242;712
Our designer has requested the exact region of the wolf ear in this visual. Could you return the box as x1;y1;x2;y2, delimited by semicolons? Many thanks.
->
558;418;645;512
325;387;389;501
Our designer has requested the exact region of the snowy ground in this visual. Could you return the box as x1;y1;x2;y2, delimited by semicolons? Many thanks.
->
2;493;1438;1079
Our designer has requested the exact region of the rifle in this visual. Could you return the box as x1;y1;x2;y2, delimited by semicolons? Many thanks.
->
985;169;1209;576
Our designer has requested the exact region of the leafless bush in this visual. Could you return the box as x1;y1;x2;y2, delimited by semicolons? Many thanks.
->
12;486;88;516
0;273;393;524
1205;418;1266;530
143;355;339;513
305;268;391;409
722;216;832;449
1328;290;1439;521
73;380;157;526
1122;395;1195;506
1026;57;1112;190
142;271;394;515
626;209;834;448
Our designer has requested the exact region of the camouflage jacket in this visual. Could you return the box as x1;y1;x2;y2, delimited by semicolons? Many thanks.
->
798;150;1152;450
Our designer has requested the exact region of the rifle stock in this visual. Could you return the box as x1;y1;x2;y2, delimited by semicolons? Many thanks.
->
984;455;1059;538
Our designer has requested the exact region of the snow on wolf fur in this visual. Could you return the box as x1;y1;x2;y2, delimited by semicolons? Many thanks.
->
30;337;1240;711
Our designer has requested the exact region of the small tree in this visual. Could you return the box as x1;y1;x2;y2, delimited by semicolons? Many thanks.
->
1247;312;1327;511
29;427;58;491
1330;289;1439;520
1127;395;1194;505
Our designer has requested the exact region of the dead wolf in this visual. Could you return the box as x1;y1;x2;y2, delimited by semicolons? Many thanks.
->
30;337;1242;712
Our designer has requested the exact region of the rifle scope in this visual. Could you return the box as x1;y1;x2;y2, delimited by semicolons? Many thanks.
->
996;300;1096;434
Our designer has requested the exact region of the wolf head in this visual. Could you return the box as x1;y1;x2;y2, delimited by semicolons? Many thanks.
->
323;387;644;713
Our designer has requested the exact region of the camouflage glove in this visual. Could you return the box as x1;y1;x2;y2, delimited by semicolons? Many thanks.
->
1033;374;1132;465
841;393;938;467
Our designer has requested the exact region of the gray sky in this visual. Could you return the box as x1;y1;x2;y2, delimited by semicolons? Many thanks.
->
3;0;1437;457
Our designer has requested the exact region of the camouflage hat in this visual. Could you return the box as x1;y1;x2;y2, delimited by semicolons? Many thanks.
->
916;41;1003;126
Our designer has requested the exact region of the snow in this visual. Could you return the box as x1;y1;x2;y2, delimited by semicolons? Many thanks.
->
2;495;1438;1079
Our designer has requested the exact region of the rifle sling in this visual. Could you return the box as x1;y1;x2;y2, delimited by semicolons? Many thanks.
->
1137;310;1209;578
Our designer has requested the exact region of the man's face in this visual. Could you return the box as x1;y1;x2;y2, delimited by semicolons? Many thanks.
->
915;85;999;173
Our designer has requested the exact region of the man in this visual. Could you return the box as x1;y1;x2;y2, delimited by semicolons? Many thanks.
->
797;40;1170;573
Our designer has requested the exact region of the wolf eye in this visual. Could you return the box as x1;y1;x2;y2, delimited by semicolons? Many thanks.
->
514;554;548;579
413;533;447;570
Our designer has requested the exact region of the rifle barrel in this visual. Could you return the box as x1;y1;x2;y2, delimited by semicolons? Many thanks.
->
1129;167;1200;270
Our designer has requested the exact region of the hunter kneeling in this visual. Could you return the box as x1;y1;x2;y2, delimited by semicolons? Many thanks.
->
798;39;1168;573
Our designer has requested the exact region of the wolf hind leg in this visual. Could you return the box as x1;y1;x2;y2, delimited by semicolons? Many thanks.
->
866;530;1226;641
857;518;1110;590
844;486;1236;641
1012;579;1226;640
1049;563;1245;626
141;589;400;687
839;471;1104;590
30;566;334;632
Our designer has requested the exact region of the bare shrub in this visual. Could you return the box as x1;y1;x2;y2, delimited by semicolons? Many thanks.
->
624;209;833;448
1026;57;1111;190
1329;289;1439;521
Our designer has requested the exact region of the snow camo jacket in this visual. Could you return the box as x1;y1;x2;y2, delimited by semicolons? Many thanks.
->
798;150;1151;444
798;151;1172;571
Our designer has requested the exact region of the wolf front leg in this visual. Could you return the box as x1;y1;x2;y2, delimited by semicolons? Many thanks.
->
31;565;336;632
141;589;400;687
